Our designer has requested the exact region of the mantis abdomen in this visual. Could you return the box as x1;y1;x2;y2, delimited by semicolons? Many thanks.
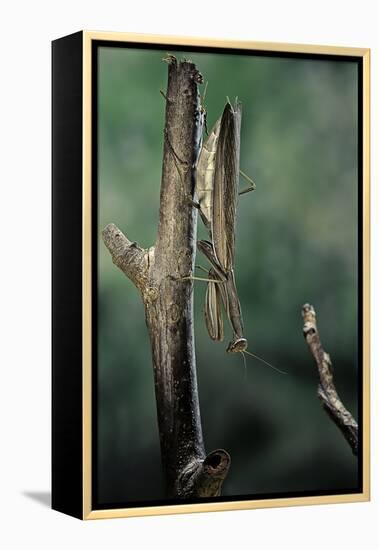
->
195;118;221;230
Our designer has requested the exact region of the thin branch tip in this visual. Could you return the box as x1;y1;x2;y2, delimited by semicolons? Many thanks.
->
301;303;358;455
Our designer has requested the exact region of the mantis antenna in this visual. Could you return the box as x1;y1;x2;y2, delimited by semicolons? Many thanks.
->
242;350;287;375
241;350;248;380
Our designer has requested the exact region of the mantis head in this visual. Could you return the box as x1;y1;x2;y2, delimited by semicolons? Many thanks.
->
226;337;248;353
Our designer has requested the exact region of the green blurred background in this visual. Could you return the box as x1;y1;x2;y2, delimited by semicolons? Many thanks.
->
97;46;359;506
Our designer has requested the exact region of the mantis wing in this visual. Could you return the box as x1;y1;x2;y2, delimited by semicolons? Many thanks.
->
212;100;242;272
197;102;246;352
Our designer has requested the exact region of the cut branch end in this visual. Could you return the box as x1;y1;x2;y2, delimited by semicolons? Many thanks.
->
177;449;231;498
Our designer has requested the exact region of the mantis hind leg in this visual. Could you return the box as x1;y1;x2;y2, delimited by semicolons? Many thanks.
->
179;275;223;284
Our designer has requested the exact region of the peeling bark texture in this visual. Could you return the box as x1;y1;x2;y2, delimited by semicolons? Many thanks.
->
302;303;358;456
102;57;230;497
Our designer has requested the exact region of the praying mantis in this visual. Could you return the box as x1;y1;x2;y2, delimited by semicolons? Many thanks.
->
192;98;285;374
194;99;249;353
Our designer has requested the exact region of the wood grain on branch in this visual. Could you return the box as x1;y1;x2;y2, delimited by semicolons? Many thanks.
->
302;303;358;455
102;57;230;497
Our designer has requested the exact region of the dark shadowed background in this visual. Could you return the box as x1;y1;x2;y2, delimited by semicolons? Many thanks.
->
96;46;359;506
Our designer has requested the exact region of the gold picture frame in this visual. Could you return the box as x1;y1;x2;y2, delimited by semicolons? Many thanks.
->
52;31;370;520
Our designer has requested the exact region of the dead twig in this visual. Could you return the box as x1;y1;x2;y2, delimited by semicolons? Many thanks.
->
302;303;358;455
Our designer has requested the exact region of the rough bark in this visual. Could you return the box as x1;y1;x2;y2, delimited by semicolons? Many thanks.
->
302;303;358;455
102;57;230;497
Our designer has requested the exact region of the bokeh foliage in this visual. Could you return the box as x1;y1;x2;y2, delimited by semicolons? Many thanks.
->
97;46;359;505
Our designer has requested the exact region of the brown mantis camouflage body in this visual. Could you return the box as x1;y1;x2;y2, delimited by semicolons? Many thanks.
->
195;100;248;353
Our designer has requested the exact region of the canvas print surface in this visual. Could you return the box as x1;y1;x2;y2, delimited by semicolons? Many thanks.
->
95;44;360;508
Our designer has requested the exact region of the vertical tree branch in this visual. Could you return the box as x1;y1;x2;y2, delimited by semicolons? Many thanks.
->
302;303;358;455
102;58;230;497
